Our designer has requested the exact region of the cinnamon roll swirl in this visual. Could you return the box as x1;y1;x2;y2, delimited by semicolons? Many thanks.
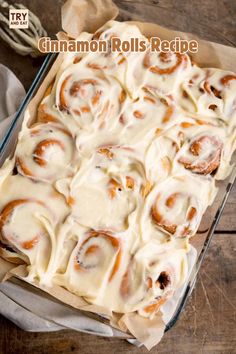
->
142;50;192;96
0;174;68;277
178;66;236;129
15;123;75;182
56;65;127;130
58;230;122;301
178;134;223;175
150;175;216;237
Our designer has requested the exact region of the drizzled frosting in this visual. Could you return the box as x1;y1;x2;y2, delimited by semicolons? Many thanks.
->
0;20;235;319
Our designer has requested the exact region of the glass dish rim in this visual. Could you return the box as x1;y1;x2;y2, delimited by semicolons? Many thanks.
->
0;39;236;337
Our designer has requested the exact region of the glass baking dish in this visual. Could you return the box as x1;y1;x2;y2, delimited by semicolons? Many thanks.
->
0;0;235;340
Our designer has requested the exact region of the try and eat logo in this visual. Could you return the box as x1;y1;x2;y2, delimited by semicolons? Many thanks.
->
9;9;29;29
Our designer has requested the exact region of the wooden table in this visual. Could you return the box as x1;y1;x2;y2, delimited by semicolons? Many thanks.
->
0;1;235;353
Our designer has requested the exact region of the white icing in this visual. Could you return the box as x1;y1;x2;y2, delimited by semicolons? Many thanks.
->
0;21;235;318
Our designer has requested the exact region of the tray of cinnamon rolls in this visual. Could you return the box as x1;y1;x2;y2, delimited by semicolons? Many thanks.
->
0;20;235;343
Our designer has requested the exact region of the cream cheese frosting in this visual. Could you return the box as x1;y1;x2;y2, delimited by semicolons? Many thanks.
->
0;20;235;319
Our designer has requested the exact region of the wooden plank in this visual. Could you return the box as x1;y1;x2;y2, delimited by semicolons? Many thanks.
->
216;183;236;231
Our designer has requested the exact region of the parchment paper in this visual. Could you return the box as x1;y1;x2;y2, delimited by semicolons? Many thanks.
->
0;0;236;349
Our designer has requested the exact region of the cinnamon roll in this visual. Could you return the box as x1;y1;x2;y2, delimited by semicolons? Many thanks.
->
57;230;122;301
150;175;216;237
15;123;75;182
178;66;236;128
168;119;230;178
0;174;68;278
83;21;149;95
142;50;192;96
56;65;127;130
55;145;146;232
0;199;49;251
116;87;179;144
178;134;223;175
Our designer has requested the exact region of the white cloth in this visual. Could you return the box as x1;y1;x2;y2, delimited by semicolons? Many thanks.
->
0;65;197;340
0;64;25;140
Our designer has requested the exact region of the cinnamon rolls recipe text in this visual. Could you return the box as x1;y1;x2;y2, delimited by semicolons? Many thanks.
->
38;35;198;54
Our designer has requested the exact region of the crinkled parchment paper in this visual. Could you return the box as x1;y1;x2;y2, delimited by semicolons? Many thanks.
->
0;0;236;349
